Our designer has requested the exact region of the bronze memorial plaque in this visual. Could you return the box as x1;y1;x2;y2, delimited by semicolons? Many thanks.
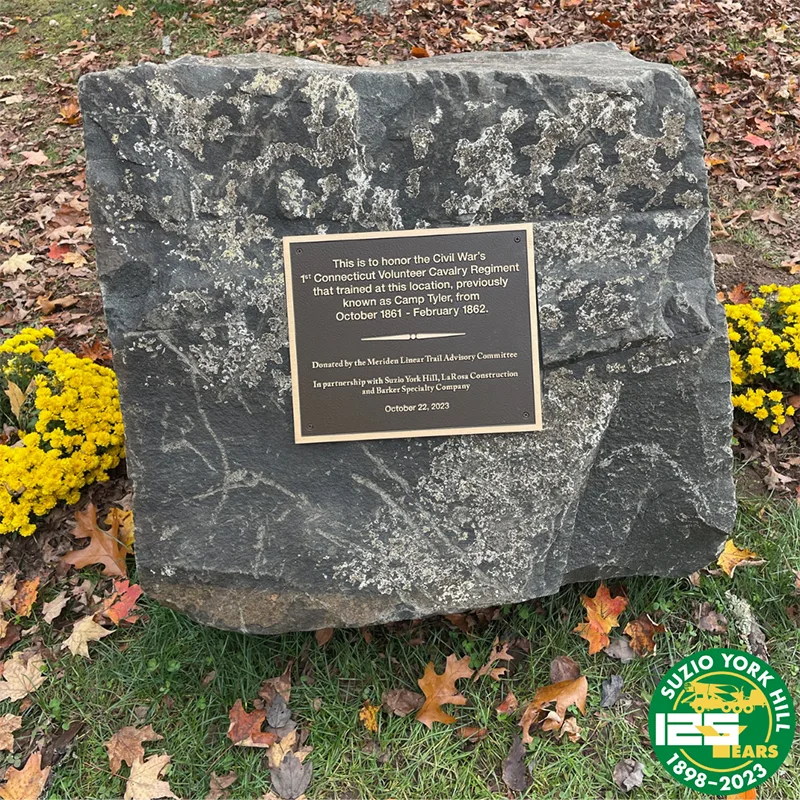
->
283;224;542;444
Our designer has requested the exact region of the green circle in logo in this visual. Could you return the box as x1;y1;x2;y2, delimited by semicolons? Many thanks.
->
649;648;795;795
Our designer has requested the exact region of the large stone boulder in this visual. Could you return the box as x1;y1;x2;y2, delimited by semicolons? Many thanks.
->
79;43;735;633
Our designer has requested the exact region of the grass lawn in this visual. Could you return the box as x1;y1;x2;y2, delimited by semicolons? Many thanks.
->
5;502;795;799
1;0;799;797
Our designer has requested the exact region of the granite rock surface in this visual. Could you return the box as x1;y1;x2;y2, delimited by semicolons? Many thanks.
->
80;43;735;633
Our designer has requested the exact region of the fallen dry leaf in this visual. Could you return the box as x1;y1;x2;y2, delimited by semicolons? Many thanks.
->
267;730;297;770
604;636;636;663
456;725;488;743
0;751;50;800
519;676;588;744
314;627;333;647
206;771;237;800
105;508;134;551
358;701;380;733
0;714;22;752
623;613;666;656
501;734;528;792
61;616;113;659
11;578;39;617
550;655;581;683
717;540;763;577
600;674;624;707
573;583;629;655
382;688;424;717
124;754;177;800
61;503;128;578
696;602;728;634
270;752;311;800
259;661;293;706
416;654;474;728
104;580;142;625
0;652;46;702
111;5;135;17
726;283;752;305
58;101;81;125
105;725;163;774
0;253;34;276
41;592;68;624
20;151;48;167
557;715;582;742
613;758;644;792
474;638;513;681
496;691;519;715
0;573;16;613
227;700;278;748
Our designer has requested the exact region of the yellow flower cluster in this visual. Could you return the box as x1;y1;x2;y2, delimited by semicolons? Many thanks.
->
0;328;125;536
726;284;800;433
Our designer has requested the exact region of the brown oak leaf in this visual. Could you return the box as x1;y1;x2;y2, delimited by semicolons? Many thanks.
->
519;676;588;744
416;654;474;728
573;583;629;655
473;638;513;681
61;504;128;578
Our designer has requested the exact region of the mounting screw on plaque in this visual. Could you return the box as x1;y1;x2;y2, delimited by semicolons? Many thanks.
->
523;411;530;418
514;236;521;242
306;423;314;430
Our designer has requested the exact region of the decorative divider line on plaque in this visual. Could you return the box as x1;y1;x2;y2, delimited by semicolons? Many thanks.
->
361;333;466;341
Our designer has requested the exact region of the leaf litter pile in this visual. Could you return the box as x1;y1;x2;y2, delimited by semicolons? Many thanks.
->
1;0;799;796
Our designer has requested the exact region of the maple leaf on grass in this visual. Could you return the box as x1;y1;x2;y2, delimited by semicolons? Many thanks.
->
519;676;588;744
11;578;39;618
61;616;113;658
573;583;628;655
0;751;50;800
103;579;143;625
416;654;473;728
227;700;278;747
259;660;293;705
0;652;46;703
105;726;163;774
41;591;68;624
0;572;17;613
206;771;237;800
0;714;22;752
270;752;312;800
61;503;128;578
124;754;177;800
717;540;764;577
624;613;666;656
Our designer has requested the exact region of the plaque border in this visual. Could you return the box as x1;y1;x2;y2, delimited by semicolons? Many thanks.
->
283;223;542;444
